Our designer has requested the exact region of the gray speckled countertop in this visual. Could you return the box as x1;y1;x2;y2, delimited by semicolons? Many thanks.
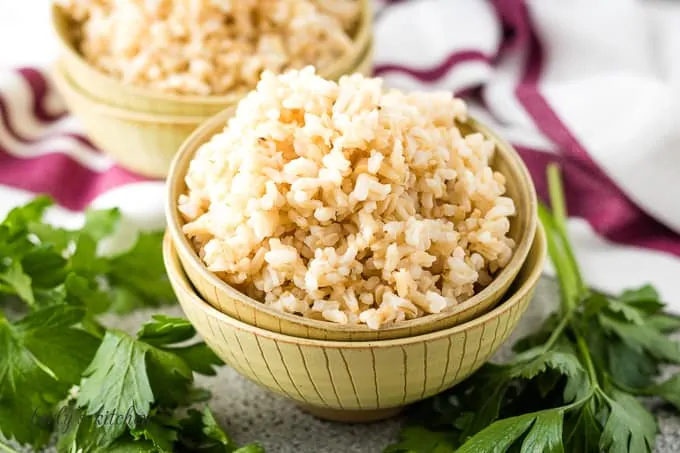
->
9;278;680;453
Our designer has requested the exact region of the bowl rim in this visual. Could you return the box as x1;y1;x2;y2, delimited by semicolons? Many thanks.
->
165;222;546;347
50;0;373;105
51;37;373;123
165;108;538;335
51;62;215;124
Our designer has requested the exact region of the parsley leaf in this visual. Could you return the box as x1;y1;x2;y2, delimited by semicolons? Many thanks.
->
600;391;657;453
105;231;175;310
130;416;178;453
77;330;155;440
177;407;265;453
56;401;120;452
77;316;222;441
167;343;224;377
144;343;195;408
604;298;645;325
21;248;68;289
564;401;602;453
0;198;246;451
517;409;564;453
647;313;680;333
105;438;158;453
649;373;680;412
137;315;198;347
511;346;589;402
599;315;680;364
64;273;112;316
618;285;664;314
1;196;172;315
138;315;223;376
83;207;121;242
0;261;34;306
0;306;99;447
384;426;458;453
447;408;568;453
606;339;659;389
2;195;53;236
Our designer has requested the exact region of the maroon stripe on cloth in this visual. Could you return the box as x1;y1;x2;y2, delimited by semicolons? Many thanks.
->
515;33;595;165
0;89;99;150
17;68;67;122
490;0;532;54
495;1;680;257
0;150;149;211
454;85;481;100
374;0;409;21
517;146;680;257
0;92;27;144
60;132;99;150
374;51;490;82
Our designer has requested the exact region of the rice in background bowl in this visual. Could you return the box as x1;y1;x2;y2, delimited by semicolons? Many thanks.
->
178;67;516;329
55;0;360;96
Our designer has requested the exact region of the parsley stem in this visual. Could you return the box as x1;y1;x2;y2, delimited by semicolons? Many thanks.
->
0;440;20;453
575;334;600;390
542;310;572;351
562;390;596;413
546;164;586;298
538;205;579;313
615;381;653;397
546;164;568;234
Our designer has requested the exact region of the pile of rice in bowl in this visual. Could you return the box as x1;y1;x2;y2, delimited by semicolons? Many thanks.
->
179;67;516;329
56;0;360;95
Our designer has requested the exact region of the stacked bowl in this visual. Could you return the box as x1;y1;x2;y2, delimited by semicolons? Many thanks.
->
50;0;373;178
163;103;545;422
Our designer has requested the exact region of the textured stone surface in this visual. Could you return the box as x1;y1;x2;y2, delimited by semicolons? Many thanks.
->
8;278;680;452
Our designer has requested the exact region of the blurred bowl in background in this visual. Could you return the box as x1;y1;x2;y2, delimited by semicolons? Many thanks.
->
51;1;373;117
51;62;219;178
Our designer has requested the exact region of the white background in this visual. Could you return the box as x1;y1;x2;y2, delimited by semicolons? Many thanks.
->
0;2;57;68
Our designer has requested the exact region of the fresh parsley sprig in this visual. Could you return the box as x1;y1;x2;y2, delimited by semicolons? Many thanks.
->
386;164;680;453
0;197;263;453
0;196;173;316
58;316;259;453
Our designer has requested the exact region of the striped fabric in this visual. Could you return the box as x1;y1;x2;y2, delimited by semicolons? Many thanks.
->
1;0;679;311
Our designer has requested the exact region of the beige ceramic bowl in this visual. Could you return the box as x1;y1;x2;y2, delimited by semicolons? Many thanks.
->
51;62;213;178
166;109;538;341
51;39;373;178
164;224;545;422
51;0;373;116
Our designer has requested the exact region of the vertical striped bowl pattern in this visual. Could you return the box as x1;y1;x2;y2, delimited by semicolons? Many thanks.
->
163;224;546;422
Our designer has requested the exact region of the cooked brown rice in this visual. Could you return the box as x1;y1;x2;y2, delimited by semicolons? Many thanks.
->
179;67;516;329
56;0;360;95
